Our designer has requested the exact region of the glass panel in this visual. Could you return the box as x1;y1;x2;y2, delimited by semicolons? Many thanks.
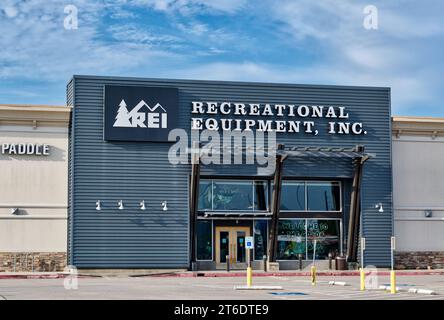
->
198;180;212;211
212;181;254;211
254;220;268;260
254;181;268;210
280;181;305;211
307;182;341;211
307;220;340;259
277;220;306;260
236;231;246;262
219;231;229;263
196;221;212;260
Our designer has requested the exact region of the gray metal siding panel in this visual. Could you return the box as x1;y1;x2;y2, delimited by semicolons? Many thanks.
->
71;78;190;268
70;76;392;267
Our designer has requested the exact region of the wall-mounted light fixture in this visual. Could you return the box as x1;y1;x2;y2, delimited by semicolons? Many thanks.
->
140;200;146;211
161;201;168;211
118;200;124;210
375;203;384;213
95;201;101;211
425;209;433;218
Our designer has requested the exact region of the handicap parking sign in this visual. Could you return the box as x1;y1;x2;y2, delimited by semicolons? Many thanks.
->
245;236;254;249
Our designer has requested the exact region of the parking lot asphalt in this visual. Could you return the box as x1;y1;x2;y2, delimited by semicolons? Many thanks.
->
0;274;443;300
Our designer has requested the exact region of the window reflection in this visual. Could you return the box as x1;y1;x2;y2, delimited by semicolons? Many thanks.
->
277;220;306;260
280;182;305;211
306;219;340;259
196;221;212;260
307;182;340;211
198;180;268;211
277;219;340;260
254;181;268;211
213;181;253;210
198;180;212;211
254;220;268;260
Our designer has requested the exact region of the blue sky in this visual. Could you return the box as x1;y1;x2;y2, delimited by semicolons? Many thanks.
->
1;0;443;116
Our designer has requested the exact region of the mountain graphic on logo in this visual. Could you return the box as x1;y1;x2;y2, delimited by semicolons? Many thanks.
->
113;99;167;128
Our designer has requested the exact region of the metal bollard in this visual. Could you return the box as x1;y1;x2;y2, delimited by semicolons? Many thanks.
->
247;249;252;287
311;265;317;286
298;253;303;270
226;255;230;272
390;270;396;294
263;255;267;272
247;266;253;287
328;253;332;270
360;268;365;291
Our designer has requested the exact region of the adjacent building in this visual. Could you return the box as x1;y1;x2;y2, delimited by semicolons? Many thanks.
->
0;104;70;272
393;116;444;269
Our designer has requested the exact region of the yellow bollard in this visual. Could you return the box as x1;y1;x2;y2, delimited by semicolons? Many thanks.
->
247;267;253;287
390;270;396;294
360;268;365;291
311;265;316;286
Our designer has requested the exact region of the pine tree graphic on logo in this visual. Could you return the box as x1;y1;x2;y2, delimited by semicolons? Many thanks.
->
113;99;132;127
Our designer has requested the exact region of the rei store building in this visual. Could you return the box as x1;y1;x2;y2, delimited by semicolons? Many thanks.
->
67;76;392;270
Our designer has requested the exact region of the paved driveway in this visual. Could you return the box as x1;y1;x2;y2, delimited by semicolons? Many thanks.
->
0;275;443;300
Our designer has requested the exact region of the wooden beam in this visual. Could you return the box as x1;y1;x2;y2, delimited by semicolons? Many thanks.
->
268;144;286;262
346;145;365;263
189;141;201;269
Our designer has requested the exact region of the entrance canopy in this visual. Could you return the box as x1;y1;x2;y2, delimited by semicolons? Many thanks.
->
189;143;374;266
281;146;374;160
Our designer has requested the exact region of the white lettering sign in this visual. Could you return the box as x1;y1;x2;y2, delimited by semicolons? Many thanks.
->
1;143;50;156
190;102;366;135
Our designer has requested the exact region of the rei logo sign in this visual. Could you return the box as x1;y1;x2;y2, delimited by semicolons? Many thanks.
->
104;85;178;142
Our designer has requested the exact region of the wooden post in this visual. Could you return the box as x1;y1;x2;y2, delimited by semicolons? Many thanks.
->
346;145;365;263
268;144;286;262
189;141;200;269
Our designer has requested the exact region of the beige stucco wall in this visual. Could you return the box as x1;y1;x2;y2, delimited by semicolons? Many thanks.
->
0;106;69;253
393;133;444;251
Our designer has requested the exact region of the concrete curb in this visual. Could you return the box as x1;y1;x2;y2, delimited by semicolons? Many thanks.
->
149;270;444;278
234;285;283;290
328;281;349;286
2;269;444;279
378;285;437;295
0;273;97;280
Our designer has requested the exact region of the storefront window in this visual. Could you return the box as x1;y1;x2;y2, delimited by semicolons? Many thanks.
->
196;221;212;260
198;180;212;211
254;181;268;210
277;220;306;260
212;180;253;210
254;220;268;260
198;179;268;211
280;181;305;211
306;219;340;259
277;219;340;260
307;182;341;211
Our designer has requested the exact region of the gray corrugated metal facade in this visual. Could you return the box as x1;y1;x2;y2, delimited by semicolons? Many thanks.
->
68;75;392;268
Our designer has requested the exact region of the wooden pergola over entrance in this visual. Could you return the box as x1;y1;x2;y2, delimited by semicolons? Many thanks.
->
188;143;372;269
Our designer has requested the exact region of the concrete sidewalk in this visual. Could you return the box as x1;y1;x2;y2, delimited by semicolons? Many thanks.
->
1;269;444;279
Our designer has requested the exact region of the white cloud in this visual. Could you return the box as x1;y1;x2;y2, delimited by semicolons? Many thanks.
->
4;6;18;18
130;0;246;14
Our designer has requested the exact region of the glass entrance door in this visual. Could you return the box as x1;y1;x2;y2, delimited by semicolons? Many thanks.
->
215;227;250;267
